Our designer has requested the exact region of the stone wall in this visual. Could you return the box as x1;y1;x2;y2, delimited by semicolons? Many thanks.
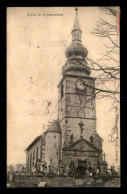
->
13;175;75;187
13;175;120;187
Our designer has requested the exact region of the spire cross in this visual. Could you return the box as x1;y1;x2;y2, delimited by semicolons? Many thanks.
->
75;7;78;12
78;121;84;138
103;152;107;161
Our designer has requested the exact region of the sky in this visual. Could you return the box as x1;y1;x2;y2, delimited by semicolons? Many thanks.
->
7;7;120;169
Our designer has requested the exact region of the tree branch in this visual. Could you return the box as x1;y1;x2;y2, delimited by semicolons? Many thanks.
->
82;81;120;94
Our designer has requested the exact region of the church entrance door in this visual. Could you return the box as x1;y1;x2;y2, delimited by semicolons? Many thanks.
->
77;160;87;176
78;160;87;168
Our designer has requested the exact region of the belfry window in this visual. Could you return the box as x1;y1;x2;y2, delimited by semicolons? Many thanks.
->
61;84;64;99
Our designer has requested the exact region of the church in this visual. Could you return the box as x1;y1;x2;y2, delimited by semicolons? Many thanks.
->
25;8;108;173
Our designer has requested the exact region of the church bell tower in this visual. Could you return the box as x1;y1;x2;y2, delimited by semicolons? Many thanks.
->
58;8;97;152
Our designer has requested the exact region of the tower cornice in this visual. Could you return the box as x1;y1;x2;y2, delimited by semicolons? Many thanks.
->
57;74;96;88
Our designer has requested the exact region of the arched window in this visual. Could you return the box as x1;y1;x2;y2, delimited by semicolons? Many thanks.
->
36;147;38;161
30;153;32;169
29;155;31;169
33;150;35;165
61;84;64;99
90;136;94;144
28;155;29;170
40;146;41;159
33;150;35;161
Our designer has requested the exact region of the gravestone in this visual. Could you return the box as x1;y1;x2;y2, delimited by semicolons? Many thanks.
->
37;181;47;187
9;175;14;182
8;165;14;182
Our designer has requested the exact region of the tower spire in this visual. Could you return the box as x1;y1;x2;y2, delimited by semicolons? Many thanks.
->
73;7;80;30
71;7;82;42
63;7;90;76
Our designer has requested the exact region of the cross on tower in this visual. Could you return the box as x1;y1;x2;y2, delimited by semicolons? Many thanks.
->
102;152;107;161
75;7;78;12
78;121;84;138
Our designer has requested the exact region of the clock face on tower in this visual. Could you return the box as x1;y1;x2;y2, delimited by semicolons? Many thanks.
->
76;79;86;90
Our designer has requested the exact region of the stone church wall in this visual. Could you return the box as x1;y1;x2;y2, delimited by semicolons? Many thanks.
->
26;139;42;170
58;75;96;148
65;76;95;96
62;150;102;167
45;132;61;168
60;117;96;148
58;95;66;122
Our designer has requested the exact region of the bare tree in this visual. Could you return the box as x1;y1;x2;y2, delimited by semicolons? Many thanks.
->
83;7;120;165
83;7;120;108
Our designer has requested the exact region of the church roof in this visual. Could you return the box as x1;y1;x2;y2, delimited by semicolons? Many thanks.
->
25;135;41;151
95;133;103;140
25;121;61;151
45;120;61;134
65;42;88;59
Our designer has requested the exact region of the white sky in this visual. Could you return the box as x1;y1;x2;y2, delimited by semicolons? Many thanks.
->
7;7;120;169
